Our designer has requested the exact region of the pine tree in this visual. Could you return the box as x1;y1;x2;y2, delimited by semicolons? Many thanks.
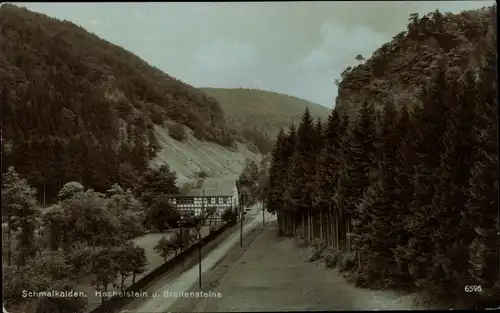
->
332;113;351;250
336;101;376;256
315;110;343;247
466;40;499;299
267;129;287;235
288;108;316;241
282;124;298;236
407;60;451;288
267;129;285;216
311;117;324;240
428;70;478;298
358;99;400;287
392;104;418;286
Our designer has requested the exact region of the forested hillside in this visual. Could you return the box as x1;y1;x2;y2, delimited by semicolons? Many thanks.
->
266;6;498;309
202;87;331;154
0;4;234;203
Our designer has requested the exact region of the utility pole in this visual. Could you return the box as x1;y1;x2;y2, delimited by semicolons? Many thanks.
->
197;189;205;289
194;218;202;289
236;179;243;247
240;192;243;247
198;228;202;289
260;187;265;228
262;199;265;228
179;215;184;268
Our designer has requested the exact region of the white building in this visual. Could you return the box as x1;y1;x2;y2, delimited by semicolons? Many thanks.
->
170;178;239;219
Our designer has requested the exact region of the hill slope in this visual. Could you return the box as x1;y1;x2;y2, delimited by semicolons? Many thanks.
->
0;4;251;201
334;6;496;116
151;123;260;188
202;88;331;150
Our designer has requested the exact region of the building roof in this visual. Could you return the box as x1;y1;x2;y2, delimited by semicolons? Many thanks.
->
185;178;236;197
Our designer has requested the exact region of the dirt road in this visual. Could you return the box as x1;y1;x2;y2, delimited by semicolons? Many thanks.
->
168;222;424;312
121;206;275;313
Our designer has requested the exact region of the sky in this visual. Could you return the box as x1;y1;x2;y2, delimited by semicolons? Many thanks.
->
14;1;494;108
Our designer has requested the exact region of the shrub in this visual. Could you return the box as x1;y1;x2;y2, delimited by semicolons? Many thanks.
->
168;122;187;141
221;208;237;225
295;237;308;249
338;250;358;273
154;236;175;262
197;171;209;178
308;239;327;262
324;250;343;269
149;104;165;125
193;126;207;141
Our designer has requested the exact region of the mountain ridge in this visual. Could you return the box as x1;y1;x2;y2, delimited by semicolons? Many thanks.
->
201;87;331;153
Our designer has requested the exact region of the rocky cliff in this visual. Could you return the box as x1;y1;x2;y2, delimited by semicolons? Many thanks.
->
335;5;496;116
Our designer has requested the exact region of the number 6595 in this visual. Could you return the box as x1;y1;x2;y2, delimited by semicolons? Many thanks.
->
464;285;482;293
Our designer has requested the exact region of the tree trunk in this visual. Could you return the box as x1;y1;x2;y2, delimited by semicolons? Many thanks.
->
325;209;330;247
288;212;291;236
305;212;308;240
102;282;109;303
339;214;344;251
286;213;289;236
328;208;333;248
7;212;12;266
320;210;323;242
283;212;287;235
301;214;305;239
120;275;126;292
346;218;350;252
328;209;333;248
308;209;312;242
334;209;339;252
43;183;46;207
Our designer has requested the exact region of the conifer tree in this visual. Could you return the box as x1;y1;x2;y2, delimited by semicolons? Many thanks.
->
392;104;418;286
281;124;298;235
357;100;400;286
267;129;286;220
288;108;316;241
466;41;499;297
268;127;296;236
427;70;478;297
315;110;342;246
336;101;376;255
407;61;450;287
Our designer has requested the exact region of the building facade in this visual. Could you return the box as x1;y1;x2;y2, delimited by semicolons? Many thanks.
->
170;178;239;220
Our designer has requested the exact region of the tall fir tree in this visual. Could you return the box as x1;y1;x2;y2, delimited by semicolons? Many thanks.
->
392;104;418;286
336;101;376;255
428;70;478;298
282;124;297;236
466;37;499;299
357;99;400;287
407;59;451;288
288;108;316;241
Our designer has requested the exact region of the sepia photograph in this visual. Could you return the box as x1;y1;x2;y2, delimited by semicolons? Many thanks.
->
1;1;498;312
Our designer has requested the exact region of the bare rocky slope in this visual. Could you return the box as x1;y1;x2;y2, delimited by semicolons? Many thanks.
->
151;123;260;188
